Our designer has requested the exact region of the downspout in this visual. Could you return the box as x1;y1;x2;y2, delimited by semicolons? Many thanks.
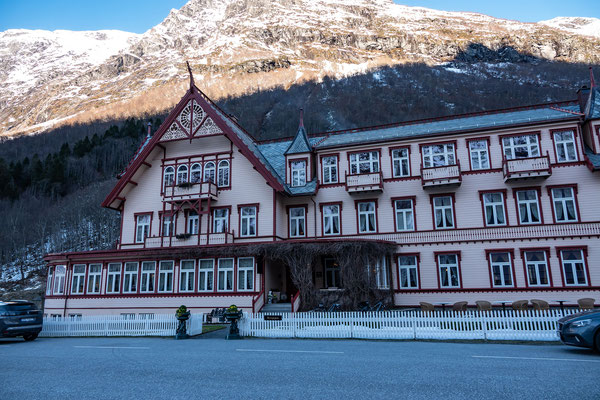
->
62;256;71;318
310;197;317;238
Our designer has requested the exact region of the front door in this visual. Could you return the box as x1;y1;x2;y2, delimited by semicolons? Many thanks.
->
285;265;298;302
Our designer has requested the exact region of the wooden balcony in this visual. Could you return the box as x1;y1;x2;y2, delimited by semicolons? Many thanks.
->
163;182;218;201
503;155;551;182
345;172;383;193
421;164;461;188
142;232;234;248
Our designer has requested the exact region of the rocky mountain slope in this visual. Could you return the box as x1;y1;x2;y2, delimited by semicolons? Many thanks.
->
1;0;600;138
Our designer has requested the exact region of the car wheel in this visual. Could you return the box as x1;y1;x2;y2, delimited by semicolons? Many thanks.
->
23;333;38;342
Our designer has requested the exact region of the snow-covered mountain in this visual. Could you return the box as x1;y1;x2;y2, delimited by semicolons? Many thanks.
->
540;17;600;39
1;0;600;137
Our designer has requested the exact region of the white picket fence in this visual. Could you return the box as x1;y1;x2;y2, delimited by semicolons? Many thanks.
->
239;309;580;341
40;313;203;337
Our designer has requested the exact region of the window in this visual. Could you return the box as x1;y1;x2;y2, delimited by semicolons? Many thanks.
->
237;257;254;291
560;249;588;286
139;313;155;320
322;204;341;236
240;206;257;237
516;190;541;224
553;131;577;162
438;254;460;288
204;161;216;183
190;163;202;183
394;199;415;231
87;264;102;294
482;192;506;226
217;258;234;291
502;134;540;159
349;151;379;174
135;214;151;243
489;252;514;287
432;196;454;229
551;187;578;223
398;255;419;289
121;313;135;320
106;263;122;293
217;160;230;187
391;148;410;177
524;251;550;287
469;140;490;170
198;259;214;292
322;156;338;184
290;160;306;187
163;166;175;189
180;260;195;292
123;262;138;293
162;214;175;236
158;261;174;293
324;258;341;288
46;267;54;295
357;201;377;233
176;164;188;184
71;264;86;294
374;257;389;289
213;208;229;233
187;210;199;234
422;144;456;168
140;261;156;293
69;314;82;321
289;207;306;238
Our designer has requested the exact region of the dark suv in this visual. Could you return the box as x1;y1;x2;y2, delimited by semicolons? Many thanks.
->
557;310;600;353
0;300;43;341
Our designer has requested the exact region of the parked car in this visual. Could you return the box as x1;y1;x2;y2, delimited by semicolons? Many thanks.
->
0;300;43;341
557;310;600;352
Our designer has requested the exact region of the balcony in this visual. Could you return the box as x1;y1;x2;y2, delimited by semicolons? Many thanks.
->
163;182;218;201
421;164;461;188
345;172;383;193
142;232;234;248
503;155;551;182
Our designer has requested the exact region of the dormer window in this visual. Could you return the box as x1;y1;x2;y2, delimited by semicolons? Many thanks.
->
291;160;306;187
176;165;188;184
349;151;379;174
163;166;175;189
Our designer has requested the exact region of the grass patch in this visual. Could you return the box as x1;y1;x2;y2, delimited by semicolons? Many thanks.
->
203;325;227;334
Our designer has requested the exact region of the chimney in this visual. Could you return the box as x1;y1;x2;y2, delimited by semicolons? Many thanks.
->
577;85;591;113
147;122;152;137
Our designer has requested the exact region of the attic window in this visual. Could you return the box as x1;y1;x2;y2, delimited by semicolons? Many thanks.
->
291;160;306;187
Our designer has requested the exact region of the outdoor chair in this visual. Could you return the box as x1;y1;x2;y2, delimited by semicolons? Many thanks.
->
511;300;528;311
475;300;492;311
578;298;596;310
419;302;434;312
452;301;468;312
530;299;549;311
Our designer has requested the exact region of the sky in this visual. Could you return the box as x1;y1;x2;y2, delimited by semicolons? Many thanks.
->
0;0;598;33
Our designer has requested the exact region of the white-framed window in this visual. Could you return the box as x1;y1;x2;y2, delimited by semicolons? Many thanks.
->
349;151;379;174
502;134;540;160
374;257;389;289
290;160;307;187
289;207;306;238
240;206;257;237
140;261;156;293
190;163;202;183
217;258;234;292
198;259;214;292
176;164;188;184
357;201;377;233
469;140;490;170
524;251;550;287
394;199;415;231
438;254;460;288
204;161;216;183
560;249;588;286
322;204;341;236
180;260;195;292
422;144;456;168
391;148;410;177
237;257;254;291
158;261;174;293
123;262;138;293
162;214;175;236
87;264;102;294
187;210;199;234
217;160;230;187
322;156;338;184
398;255;419;289
516;190;541;224
46;267;54;295
551;187;578;222
213;208;229;233
553;130;578;162
433;196;454;229
71;264;86;294
324;258;340;288
489;252;514;287
163;166;175;189
135;214;151;243
106;263;122;293
482;192;507;226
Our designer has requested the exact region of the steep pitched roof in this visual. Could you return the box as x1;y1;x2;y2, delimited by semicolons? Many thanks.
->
284;111;312;155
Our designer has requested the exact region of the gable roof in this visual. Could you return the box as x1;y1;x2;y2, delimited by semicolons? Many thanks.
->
284;112;312;155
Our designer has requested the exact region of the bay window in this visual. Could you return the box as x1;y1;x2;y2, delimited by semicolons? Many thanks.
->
135;214;151;243
289;207;306;238
322;156;338;184
158;261;174;293
516;190;541;224
468;140;490;170
198;259;214;292
349;151;379;174
560;249;588;286
217;160;230;187
438;254;460;288
502;134;540;159
217;258;234;292
524;251;550;287
394;199;415;231
291;160;307;187
240;206;257;237
106;263;121;293
553;130;578;162
140;261;156;293
391;148;410;177
482;192;506;226
237;257;254;291
432;196;455;229
322;204;341;236
71;264;86;295
357;201;377;233
213;208;229;233
398;255;419;289
123;262;138;293
488;252;513;287
422;143;455;168
87;264;102;294
551;187;578;222
180;260;195;292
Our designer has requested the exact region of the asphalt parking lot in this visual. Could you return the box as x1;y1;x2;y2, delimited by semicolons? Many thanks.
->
1;334;599;400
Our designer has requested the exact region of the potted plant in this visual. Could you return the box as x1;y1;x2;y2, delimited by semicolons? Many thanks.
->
177;181;194;188
224;304;243;340
175;305;190;340
175;233;192;240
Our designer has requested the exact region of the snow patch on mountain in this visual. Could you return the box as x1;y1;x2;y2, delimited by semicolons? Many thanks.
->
540;17;600;38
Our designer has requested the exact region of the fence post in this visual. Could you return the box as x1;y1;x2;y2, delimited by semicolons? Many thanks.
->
412;310;417;340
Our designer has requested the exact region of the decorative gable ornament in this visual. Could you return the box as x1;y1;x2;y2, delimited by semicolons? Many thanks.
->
195;116;222;136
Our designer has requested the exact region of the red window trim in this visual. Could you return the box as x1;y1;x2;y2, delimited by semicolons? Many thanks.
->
429;193;457;230
70;263;87;296
178;259;196;293
465;136;492;171
498;130;542;157
519;247;554;288
236;256;256;292
419;140;458;166
158;211;178;237
133;212;153;245
546;184;581;224
354;199;379;235
395;252;421;290
237;203;260;238
211;205;232;234
157;260;176;294
478;189;509;227
391;196;417;232
121;261;141;295
555;246;591;288
319;152;340;186
511;186;544;226
434;251;463;290
287;157;309;186
550;127;580;164
485;249;517;289
320;201;343;237
104;261;123;295
346;148;382;175
389;145;412;178
286;204;309;238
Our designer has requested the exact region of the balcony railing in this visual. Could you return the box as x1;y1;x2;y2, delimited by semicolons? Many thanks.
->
421;164;461;187
345;172;383;193
142;232;234;248
163;182;218;201
503;154;551;181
